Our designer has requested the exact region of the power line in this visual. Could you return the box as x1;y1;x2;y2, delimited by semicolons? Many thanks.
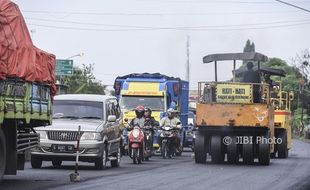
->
22;10;302;16
27;23;153;31
28;21;310;31
26;17;159;29
275;0;310;13
137;0;309;4
26;17;310;29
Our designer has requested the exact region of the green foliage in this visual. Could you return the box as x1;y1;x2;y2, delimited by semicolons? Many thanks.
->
262;58;302;110
291;49;310;83
291;108;309;135
62;64;105;94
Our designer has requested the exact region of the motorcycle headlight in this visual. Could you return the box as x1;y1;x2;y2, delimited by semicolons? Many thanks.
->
186;131;193;136
37;130;48;140
80;132;101;141
163;126;171;131
133;129;140;138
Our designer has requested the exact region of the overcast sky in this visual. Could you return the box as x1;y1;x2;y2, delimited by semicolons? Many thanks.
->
13;0;310;89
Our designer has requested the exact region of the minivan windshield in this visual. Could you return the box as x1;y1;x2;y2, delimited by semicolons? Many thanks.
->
53;100;103;120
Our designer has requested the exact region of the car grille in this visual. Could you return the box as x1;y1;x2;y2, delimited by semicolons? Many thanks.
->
47;131;83;141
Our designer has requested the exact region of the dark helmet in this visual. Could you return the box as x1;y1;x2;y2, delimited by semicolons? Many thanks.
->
135;105;145;118
144;107;152;117
246;62;254;70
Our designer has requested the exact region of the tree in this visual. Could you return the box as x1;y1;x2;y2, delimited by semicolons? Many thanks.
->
291;49;310;83
291;108;309;136
243;40;256;65
289;49;310;136
243;39;255;53
262;58;302;111
62;64;106;94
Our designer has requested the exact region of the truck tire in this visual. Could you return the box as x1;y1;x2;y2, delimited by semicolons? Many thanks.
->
258;140;270;165
95;146;107;170
111;147;121;167
194;131;206;164
31;156;42;169
227;136;238;164
211;135;224;164
277;130;288;159
0;128;6;182
242;140;254;165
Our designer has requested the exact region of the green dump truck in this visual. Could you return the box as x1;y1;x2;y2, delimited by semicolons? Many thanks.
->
0;0;56;181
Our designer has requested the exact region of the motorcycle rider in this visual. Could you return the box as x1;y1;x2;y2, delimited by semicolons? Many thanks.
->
144;107;159;127
144;107;159;151
129;105;145;128
158;108;182;154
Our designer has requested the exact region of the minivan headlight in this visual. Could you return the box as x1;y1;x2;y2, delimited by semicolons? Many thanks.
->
37;130;48;140
80;132;101;141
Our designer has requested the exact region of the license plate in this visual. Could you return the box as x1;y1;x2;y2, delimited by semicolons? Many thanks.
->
51;144;74;153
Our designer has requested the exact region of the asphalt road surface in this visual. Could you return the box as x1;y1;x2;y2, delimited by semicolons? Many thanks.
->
1;139;310;190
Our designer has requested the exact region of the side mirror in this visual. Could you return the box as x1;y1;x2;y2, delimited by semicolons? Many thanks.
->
108;115;116;122
124;118;128;123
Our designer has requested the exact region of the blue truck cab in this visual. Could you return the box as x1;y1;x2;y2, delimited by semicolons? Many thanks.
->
114;73;189;152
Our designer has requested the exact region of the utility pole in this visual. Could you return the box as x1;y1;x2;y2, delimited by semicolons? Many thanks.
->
186;35;190;82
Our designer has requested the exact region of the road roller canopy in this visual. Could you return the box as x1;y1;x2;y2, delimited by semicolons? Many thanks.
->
203;52;268;63
199;52;273;105
203;52;268;82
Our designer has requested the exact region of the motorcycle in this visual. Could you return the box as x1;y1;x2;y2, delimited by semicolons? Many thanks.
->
128;124;145;164
160;125;179;159
142;125;154;161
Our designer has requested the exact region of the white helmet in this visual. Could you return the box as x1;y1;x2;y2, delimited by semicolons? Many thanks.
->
167;108;175;113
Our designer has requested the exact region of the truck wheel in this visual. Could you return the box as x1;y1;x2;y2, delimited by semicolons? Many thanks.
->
111;147;121;167
242;140;254;165
52;160;62;168
95;146;107;170
194;131;206;164
227;136;238;164
258;140;270;165
31;156;42;169
277;130;288;158
0;128;6;182
211;135;224;164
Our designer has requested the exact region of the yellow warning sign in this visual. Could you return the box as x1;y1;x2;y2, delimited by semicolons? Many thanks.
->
216;83;252;103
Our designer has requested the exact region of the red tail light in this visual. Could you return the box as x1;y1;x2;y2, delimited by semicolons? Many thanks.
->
114;81;121;95
173;83;179;96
